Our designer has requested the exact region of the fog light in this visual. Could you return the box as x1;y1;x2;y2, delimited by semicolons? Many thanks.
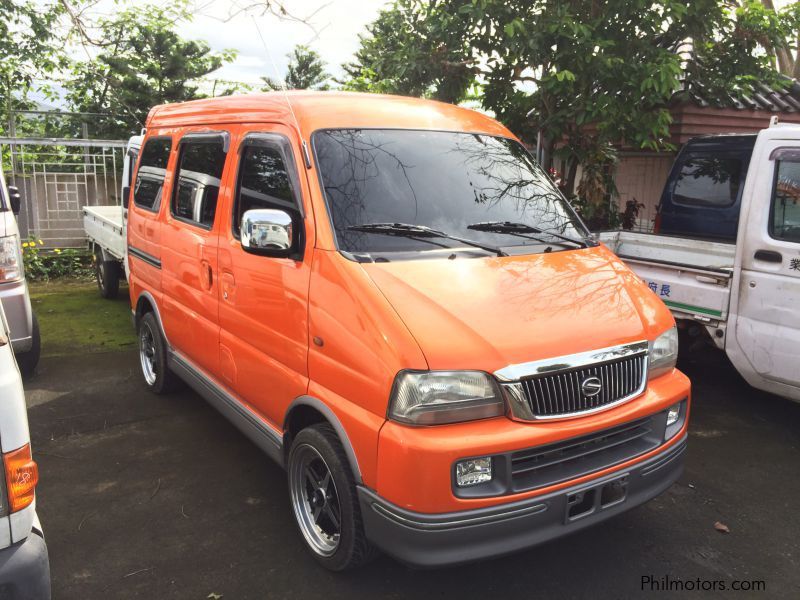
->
664;400;687;441
456;457;492;487
666;403;681;426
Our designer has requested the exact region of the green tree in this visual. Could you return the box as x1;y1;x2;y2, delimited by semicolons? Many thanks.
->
262;45;330;91
345;0;792;216
0;0;66;126
341;0;473;103
67;2;235;138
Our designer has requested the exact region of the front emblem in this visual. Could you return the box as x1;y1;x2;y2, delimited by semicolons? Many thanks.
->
581;376;602;397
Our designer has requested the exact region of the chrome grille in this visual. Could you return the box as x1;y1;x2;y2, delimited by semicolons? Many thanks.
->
496;341;649;421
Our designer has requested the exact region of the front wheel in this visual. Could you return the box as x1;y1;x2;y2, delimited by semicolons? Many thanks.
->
288;424;377;571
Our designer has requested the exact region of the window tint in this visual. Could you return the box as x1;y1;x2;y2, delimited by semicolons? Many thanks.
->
171;137;227;229
673;156;743;208
233;143;297;237
771;160;800;243
133;138;171;211
314;129;587;255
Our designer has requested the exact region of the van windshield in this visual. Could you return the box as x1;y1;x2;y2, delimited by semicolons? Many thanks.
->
313;129;589;257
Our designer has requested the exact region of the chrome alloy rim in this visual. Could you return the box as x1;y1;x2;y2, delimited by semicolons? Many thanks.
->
138;322;158;385
289;444;342;556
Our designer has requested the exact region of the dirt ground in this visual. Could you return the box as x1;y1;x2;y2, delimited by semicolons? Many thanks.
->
20;284;800;599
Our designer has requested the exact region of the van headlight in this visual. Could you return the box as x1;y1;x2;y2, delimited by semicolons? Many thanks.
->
389;370;505;425
0;235;23;283
648;326;678;380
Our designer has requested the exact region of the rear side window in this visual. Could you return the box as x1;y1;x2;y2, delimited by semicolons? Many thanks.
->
771;160;800;243
133;137;171;211
672;156;743;208
233;139;299;237
171;136;227;229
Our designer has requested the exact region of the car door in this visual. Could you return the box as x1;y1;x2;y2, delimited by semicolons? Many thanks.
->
160;130;232;376
217;125;313;427
128;135;172;293
733;141;800;396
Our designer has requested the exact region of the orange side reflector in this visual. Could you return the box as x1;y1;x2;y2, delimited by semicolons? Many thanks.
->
4;444;38;513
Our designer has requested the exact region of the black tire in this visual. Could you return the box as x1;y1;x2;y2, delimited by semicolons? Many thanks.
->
288;423;378;571
136;312;178;394
15;312;40;379
95;247;120;299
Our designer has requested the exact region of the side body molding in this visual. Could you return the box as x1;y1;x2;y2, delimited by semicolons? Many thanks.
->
169;351;284;465
136;296;362;481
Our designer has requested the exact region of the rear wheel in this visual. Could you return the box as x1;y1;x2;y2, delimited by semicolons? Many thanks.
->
288;424;377;571
137;312;177;394
94;247;120;299
15;312;40;379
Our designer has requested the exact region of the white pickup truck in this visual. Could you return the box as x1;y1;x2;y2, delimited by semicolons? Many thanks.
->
601;120;800;402
83;135;142;298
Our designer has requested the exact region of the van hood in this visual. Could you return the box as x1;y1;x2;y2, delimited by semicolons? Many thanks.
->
360;245;671;374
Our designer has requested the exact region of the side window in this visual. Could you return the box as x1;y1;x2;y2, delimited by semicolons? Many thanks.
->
133;138;171;211
171;136;227;229
771;160;800;243
673;156;743;208
233;140;299;238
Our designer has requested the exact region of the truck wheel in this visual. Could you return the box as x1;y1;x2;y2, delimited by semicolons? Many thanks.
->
15;312;41;379
137;312;178;394
288;423;377;571
95;247;120;299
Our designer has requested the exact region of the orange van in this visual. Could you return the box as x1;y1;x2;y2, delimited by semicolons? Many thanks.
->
127;91;690;570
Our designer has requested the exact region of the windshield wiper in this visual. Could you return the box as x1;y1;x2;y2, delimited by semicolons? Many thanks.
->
467;221;591;248
346;222;508;257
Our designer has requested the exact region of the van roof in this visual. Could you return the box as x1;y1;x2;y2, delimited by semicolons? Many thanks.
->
145;91;514;140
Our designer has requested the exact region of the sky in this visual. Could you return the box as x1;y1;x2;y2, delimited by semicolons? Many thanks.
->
182;0;391;86
63;0;392;89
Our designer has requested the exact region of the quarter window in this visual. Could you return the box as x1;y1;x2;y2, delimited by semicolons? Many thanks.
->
171;136;227;229
771;160;800;243
233;141;299;237
673;156;743;208
133;137;171;211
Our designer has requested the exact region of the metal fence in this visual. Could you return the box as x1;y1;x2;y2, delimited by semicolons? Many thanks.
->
1;137;127;248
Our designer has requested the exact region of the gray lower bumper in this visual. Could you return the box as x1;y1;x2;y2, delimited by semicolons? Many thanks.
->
359;435;687;568
0;280;33;353
0;531;51;600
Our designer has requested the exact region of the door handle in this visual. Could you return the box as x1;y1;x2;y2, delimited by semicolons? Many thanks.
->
754;249;782;263
200;260;213;290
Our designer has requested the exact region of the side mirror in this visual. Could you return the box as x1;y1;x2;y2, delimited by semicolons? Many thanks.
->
241;209;294;257
122;186;130;209
7;185;21;214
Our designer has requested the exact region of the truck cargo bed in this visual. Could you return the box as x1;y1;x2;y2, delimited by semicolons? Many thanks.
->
83;205;125;260
599;231;735;323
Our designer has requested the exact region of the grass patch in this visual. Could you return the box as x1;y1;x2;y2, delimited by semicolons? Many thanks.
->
30;279;136;357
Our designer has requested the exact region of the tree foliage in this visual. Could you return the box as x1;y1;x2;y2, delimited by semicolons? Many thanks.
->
341;0;474;103
262;45;330;91
0;1;66;117
345;0;796;205
67;2;235;138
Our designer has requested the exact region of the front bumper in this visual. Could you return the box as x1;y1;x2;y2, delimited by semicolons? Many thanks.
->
359;434;686;567
0;529;51;600
0;280;33;353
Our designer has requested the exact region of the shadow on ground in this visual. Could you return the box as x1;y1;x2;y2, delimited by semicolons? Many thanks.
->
23;346;800;599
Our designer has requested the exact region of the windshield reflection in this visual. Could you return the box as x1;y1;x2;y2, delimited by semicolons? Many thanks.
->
313;129;588;257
